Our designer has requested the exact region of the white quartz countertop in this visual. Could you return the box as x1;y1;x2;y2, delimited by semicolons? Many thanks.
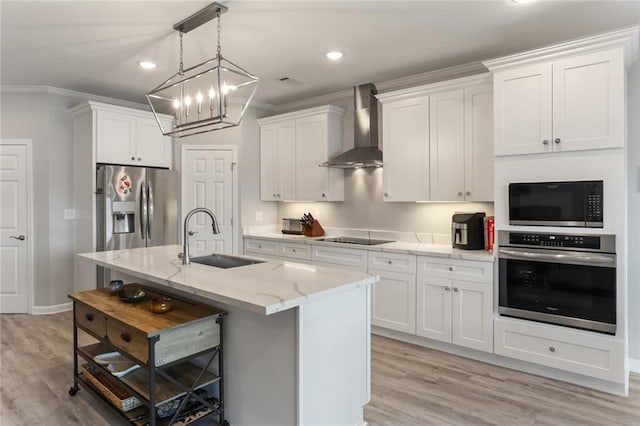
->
79;245;377;315
243;232;495;262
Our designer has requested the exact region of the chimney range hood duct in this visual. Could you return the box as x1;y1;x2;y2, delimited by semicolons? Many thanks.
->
320;83;382;169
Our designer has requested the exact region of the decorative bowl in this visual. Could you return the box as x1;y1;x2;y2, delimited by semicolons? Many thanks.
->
150;297;172;314
117;288;147;303
108;280;124;295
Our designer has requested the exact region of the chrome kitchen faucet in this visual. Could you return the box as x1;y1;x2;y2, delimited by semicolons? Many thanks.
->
183;207;220;265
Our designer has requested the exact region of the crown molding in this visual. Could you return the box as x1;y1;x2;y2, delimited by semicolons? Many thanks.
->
257;104;345;124
484;25;639;72
273;60;486;113
376;73;491;103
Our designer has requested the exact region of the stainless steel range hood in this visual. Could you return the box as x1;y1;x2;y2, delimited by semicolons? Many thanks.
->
320;83;382;168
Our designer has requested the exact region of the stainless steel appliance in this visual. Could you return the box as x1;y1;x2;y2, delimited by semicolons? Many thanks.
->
498;230;616;334
96;165;178;285
315;237;395;246
509;180;603;227
281;218;303;235
452;212;485;250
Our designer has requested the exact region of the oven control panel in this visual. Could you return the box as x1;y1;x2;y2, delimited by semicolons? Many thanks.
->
508;232;601;249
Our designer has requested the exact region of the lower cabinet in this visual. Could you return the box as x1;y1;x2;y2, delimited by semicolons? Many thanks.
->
494;317;625;383
367;251;417;334
416;256;493;353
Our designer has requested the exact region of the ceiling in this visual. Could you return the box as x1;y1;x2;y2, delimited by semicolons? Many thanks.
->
2;1;639;107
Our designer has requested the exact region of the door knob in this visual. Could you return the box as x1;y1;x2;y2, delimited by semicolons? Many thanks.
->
542;139;549;145
10;235;25;241
188;231;197;236
554;138;561;144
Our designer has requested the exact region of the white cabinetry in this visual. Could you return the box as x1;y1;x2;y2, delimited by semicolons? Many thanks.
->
494;317;624;383
487;44;627;156
260;120;295;201
94;105;173;168
378;74;493;202
312;244;368;271
368;252;417;334
244;238;312;263
416;256;493;353
380;96;430;201
258;106;345;202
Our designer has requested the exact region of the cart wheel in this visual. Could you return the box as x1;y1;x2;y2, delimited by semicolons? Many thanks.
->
222;421;229;426
68;386;79;396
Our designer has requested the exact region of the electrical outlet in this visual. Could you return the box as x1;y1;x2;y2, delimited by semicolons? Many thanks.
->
255;211;263;222
64;209;76;220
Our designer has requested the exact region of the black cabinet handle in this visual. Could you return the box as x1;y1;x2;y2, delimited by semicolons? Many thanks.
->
120;333;131;343
84;313;94;322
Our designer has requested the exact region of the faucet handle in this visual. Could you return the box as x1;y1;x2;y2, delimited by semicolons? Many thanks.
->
188;230;197;236
177;252;184;259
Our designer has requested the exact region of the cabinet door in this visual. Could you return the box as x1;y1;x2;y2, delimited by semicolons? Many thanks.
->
135;118;172;168
494;64;552;156
429;89;465;201
295;114;328;201
552;50;624;152
464;85;494;201
369;269;416;334
416;275;452;343
260;124;280;201
277;121;296;200
96;110;135;165
451;280;493;353
382;96;430;201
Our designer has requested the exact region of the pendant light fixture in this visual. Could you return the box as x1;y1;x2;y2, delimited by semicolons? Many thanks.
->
147;2;259;137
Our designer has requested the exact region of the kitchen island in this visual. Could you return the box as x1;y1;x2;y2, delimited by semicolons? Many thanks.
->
79;245;377;426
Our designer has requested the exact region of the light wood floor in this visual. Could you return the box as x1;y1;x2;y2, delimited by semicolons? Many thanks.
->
2;312;639;426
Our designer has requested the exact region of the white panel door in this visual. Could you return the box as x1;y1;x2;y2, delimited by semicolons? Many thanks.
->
382;96;430;201
552;50;624;152
416;276;452;343
277;120;296;201
370;269;416;334
0;143;30;313
451;280;493;353
183;148;234;253
260;123;279;201
494;64;552;155
429;89;464;201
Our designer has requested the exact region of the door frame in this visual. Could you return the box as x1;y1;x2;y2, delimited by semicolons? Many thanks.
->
180;145;239;253
0;139;34;314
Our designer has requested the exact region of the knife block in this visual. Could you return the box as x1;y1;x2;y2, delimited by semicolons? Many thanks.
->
303;220;325;237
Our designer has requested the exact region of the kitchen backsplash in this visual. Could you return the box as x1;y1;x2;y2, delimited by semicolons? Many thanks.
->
277;168;494;235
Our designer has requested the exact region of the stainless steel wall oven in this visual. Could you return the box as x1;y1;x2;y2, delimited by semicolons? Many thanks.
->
498;231;616;335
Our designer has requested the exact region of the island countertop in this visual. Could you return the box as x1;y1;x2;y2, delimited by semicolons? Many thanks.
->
79;245;377;315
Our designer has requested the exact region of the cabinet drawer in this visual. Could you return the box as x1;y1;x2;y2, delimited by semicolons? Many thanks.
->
494;317;624;382
75;303;107;337
312;245;367;270
107;320;149;365
279;242;312;261
418;256;492;284
244;239;280;256
155;317;220;366
368;251;416;274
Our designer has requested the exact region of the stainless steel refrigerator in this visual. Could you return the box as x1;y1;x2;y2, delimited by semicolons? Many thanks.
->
96;165;178;285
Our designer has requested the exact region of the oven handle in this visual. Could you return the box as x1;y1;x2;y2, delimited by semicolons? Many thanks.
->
498;248;615;264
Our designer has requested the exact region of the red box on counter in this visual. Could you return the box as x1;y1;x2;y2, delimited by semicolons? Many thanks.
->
484;216;495;251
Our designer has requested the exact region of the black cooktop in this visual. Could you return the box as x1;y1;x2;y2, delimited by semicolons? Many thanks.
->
316;237;395;246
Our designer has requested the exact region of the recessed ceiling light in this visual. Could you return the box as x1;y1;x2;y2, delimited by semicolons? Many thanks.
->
512;0;534;3
138;61;157;70
325;51;344;60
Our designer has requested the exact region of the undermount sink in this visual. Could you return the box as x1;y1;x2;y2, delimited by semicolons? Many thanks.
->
189;254;265;269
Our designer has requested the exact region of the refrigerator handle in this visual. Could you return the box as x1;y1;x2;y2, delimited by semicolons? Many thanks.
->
147;181;154;240
140;181;148;240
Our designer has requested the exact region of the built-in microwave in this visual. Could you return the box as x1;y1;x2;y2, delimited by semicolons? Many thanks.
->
509;180;603;228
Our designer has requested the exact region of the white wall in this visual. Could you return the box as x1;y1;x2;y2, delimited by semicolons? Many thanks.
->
627;59;640;362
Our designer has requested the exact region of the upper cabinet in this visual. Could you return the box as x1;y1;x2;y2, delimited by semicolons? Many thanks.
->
95;107;173;168
484;27;639;156
258;105;345;202
378;74;493;202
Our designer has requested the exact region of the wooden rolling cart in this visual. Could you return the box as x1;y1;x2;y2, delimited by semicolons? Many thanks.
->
68;285;228;426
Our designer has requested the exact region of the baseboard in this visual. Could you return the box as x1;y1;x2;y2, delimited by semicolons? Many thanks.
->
630;358;640;373
31;302;72;315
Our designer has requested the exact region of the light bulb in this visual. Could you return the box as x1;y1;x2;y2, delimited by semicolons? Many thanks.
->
209;86;216;99
184;95;192;106
221;82;229;95
196;91;203;103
